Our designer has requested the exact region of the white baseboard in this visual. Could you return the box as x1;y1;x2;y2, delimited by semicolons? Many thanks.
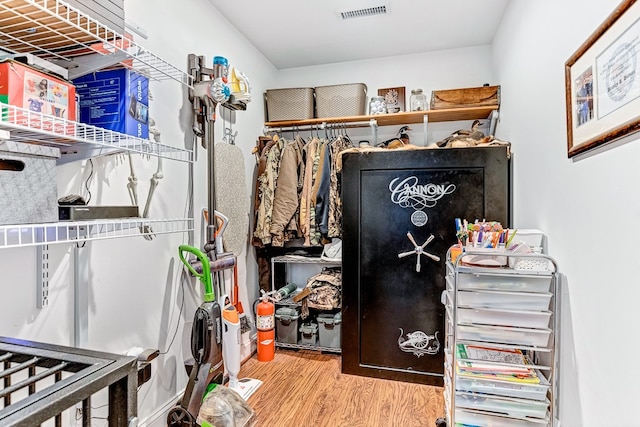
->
138;390;185;427
241;334;257;362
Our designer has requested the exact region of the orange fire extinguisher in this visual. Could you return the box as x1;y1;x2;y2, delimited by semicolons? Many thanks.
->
255;291;275;362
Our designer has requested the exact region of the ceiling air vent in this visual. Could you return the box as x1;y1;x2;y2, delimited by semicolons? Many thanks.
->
339;5;388;20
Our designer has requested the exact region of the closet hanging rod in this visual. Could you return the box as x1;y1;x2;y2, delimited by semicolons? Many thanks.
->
263;120;377;134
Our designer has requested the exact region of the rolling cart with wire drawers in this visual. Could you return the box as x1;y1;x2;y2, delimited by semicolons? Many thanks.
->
437;250;559;427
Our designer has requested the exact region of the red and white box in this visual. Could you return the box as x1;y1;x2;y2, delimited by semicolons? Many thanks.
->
0;59;77;137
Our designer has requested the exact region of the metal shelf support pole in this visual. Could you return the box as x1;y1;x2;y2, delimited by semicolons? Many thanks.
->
369;119;378;145
74;245;89;348
489;110;500;136
36;244;50;308
423;114;429;146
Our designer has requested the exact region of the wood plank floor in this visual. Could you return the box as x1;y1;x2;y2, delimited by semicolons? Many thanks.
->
238;349;444;427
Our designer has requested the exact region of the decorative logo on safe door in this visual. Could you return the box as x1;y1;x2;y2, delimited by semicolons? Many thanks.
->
389;177;456;227
398;329;440;357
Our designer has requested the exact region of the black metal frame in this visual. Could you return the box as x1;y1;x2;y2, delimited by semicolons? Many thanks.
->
0;336;137;427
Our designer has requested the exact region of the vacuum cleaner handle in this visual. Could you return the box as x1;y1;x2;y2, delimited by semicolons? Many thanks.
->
179;245;215;302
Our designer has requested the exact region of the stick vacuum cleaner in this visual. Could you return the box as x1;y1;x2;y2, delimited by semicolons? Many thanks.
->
167;245;225;427
219;293;241;389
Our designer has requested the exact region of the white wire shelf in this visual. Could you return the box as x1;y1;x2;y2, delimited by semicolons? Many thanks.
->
275;341;341;354
0;102;193;162
0;218;194;249
0;0;193;86
272;255;341;266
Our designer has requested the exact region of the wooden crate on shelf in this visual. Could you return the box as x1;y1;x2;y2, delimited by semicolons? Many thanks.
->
430;85;500;110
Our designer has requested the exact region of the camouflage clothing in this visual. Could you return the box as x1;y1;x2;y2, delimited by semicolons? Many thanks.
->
313;140;331;241
328;135;354;238
251;137;275;248
270;136;305;246
308;139;325;246
253;137;284;245
301;267;341;318
300;138;319;246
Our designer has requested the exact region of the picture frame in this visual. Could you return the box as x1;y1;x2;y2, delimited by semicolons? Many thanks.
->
378;87;405;113
565;0;640;158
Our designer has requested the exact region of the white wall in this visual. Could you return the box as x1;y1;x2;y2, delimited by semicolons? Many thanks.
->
275;46;495;145
493;1;640;425
0;0;276;425
5;1;633;425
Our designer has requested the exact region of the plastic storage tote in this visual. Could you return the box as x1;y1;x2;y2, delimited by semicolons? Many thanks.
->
317;312;342;348
299;322;318;346
275;307;300;344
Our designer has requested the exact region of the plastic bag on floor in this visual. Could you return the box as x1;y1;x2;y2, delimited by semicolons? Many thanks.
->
197;384;257;427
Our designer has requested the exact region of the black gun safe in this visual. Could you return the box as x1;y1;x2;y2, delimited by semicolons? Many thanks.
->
341;146;511;386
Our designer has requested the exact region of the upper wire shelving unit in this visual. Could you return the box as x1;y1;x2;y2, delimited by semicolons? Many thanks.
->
0;0;196;249
0;102;194;162
0;0;193;86
0;0;195;163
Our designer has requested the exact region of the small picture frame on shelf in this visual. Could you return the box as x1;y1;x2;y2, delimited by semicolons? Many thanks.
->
378;87;405;113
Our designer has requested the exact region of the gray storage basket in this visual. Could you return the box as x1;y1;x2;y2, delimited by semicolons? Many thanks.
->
265;87;314;121
315;83;367;118
0;141;60;225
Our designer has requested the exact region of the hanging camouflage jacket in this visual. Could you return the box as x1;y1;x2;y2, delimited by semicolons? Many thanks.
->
270;136;305;246
328;135;354;238
253;137;284;245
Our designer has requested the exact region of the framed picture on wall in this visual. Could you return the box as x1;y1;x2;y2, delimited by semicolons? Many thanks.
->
378;87;405;113
565;0;640;158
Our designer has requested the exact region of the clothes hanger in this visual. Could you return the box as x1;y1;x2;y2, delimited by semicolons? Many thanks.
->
296;125;305;144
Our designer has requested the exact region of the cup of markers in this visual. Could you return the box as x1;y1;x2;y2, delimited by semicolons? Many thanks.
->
453;219;518;267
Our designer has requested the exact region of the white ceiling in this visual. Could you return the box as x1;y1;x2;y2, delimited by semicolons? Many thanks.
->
208;0;511;69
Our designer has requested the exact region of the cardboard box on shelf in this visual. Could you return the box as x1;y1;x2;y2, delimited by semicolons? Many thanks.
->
0;59;77;136
73;69;149;139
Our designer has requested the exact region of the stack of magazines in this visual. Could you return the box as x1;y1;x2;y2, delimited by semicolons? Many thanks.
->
455;344;540;384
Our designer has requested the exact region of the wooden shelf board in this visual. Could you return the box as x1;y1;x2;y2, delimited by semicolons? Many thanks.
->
264;106;499;128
